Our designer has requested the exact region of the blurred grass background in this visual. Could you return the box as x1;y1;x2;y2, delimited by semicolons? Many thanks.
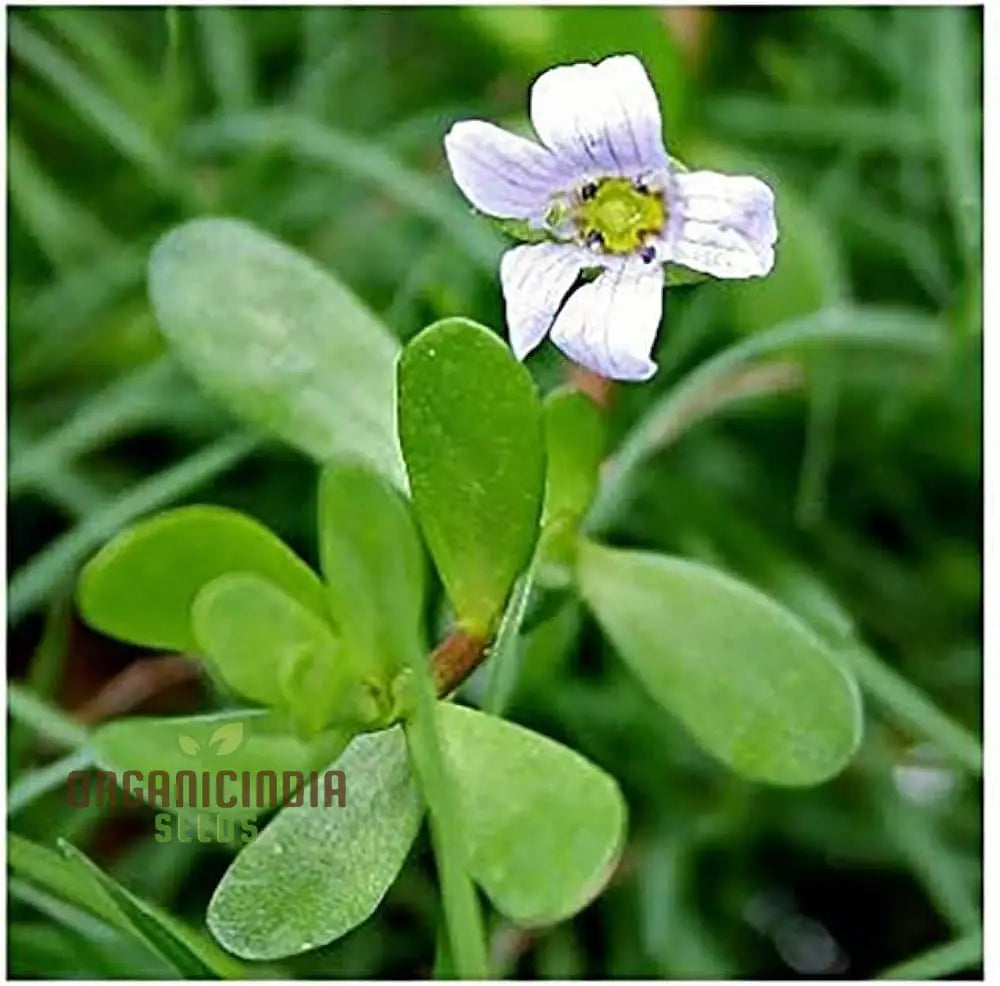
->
7;6;982;979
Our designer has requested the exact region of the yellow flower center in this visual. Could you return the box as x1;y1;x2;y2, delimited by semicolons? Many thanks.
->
573;177;666;255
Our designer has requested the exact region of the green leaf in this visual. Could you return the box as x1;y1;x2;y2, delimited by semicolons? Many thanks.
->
77;505;326;653
437;703;626;925
90;710;349;818
8;834;246;978
577;543;863;786
192;573;377;733
541;387;606;530
318;461;426;679
207;726;423;960
397;317;545;634
149;218;405;485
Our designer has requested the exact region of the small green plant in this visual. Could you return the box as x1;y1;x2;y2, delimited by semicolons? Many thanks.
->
70;214;864;973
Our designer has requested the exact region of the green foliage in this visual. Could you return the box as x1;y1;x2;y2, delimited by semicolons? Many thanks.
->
9;835;246;978
540;387;606;567
8;7;982;980
459;6;689;127
398;317;546;635
77;505;326;652
318;461;426;680
437;703;626;925
91;711;349;822
207;727;423;960
149;218;405;486
193;574;364;734
577;543;863;786
541;388;606;530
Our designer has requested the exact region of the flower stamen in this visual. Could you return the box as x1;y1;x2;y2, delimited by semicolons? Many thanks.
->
573;176;666;256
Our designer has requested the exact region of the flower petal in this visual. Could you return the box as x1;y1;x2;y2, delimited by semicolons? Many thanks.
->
665;171;777;278
500;243;586;360
444;120;567;219
530;54;669;181
549;260;663;381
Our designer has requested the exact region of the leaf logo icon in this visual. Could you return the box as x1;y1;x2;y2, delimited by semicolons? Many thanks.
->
209;722;244;756
178;735;201;756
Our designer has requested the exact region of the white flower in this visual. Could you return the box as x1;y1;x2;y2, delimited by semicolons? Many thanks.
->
444;54;778;381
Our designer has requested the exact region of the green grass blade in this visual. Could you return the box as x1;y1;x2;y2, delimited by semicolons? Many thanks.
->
846;645;982;775
9;748;95;816
705;97;943;154
183;111;503;271
9;17;181;193
928;8;981;269
483;566;535;715
8;683;89;750
879;931;982;979
403;660;490;978
37;8;157;118
195;8;254;112
10;360;175;493
8;129;115;268
587;305;948;533
9;431;260;622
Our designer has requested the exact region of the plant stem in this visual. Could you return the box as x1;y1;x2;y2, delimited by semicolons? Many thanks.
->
430;628;488;697
404;650;490;979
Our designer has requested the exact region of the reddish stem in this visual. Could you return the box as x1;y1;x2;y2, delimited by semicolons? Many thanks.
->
430;629;489;697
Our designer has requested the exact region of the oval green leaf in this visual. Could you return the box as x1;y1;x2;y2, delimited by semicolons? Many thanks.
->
397;317;545;634
149;218;405;486
437;702;626;925
318;460;426;680
193;573;379;734
77;505;326;653
207;726;423;960
577;543;863;786
89;710;349;819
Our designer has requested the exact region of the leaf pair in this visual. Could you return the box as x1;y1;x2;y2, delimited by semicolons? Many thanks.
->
149;219;601;646
397;315;862;787
398;313;862;788
207;703;626;960
77;462;423;740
